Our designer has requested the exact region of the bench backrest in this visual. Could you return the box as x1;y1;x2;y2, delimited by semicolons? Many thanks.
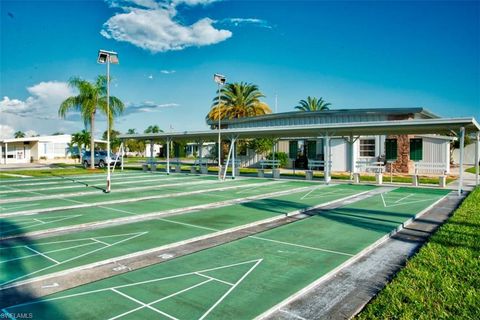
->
259;160;280;168
414;162;447;175
307;159;331;170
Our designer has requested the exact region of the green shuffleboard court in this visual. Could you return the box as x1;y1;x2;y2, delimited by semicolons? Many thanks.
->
0;184;373;286
0;179;331;237
1;185;450;319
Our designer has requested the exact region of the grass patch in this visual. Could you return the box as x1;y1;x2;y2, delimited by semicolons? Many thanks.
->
357;187;480;319
466;166;479;174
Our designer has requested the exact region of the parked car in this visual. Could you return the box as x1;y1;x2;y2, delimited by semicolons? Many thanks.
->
83;151;120;168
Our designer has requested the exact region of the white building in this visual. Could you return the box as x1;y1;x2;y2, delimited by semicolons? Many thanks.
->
212;108;454;174
0;135;72;164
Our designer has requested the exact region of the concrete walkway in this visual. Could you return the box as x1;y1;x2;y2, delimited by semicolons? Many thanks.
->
447;166;479;191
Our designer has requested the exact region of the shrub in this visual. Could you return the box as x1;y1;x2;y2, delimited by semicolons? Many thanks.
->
267;152;288;168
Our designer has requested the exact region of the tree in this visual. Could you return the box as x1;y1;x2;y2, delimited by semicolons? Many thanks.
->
70;130;90;163
102;129;121;152
144;125;163;134
59;76;124;169
206;82;272;123
295;96;331;112
125;129;145;155
14;131;25;138
248;138;277;156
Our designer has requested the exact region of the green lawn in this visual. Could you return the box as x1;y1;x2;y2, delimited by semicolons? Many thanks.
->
466;166;479;174
357;187;480;319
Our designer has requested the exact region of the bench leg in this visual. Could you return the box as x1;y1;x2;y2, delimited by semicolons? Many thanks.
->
305;170;313;180
439;175;446;188
412;174;419;186
258;169;265;178
375;172;383;185
272;169;280;179
353;173;360;184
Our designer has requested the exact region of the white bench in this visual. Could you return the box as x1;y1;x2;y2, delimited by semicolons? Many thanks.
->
413;162;448;187
307;159;332;171
259;160;280;169
356;160;385;173
414;162;447;175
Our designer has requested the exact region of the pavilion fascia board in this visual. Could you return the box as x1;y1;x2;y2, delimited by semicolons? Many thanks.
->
119;117;479;142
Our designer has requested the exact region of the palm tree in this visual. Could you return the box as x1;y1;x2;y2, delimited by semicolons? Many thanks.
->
126;128;137;135
144;125;163;134
206;82;272;123
59;76;124;169
295;96;331;112
14;131;25;138
70;130;90;163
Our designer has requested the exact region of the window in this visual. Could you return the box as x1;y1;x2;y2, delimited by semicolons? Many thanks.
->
307;141;317;159
385;139;397;161
360;139;376;157
289;141;298;159
410;138;423;161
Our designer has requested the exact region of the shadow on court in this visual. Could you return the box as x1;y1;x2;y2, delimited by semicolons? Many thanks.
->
241;198;310;215
0;220;63;317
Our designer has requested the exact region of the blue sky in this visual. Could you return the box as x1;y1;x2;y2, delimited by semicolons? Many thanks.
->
1;0;479;138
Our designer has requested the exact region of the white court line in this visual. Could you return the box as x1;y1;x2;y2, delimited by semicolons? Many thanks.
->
1;231;144;250
91;238;110;246
199;258;263;320
380;193;387;207
0;242;99;265
0;215;83;235
300;186;350;200
249;236;353;257
0;175;193;195
158;218;219;232
0;178;217;205
299;187;318;200
195;272;234;286
24;246;60;264
110;288;179;320
1;232;148;286
0;203;39;211
0;172;169;187
3;259;261;310
1;180;284;217
235;181;288;194
394;193;414;203
109;279;216;320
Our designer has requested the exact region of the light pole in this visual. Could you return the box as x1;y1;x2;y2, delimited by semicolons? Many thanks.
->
213;73;226;180
97;49;119;193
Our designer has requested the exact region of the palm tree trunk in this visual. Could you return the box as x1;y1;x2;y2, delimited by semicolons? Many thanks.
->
79;143;83;164
90;113;95;169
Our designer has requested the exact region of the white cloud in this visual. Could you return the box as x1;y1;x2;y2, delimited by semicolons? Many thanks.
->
123;101;179;115
0;81;80;135
173;0;219;6
148;74;154;79
222;18;272;29
25;130;39;137
160;70;176;74
101;0;232;53
0;81;74;120
0;124;15;139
